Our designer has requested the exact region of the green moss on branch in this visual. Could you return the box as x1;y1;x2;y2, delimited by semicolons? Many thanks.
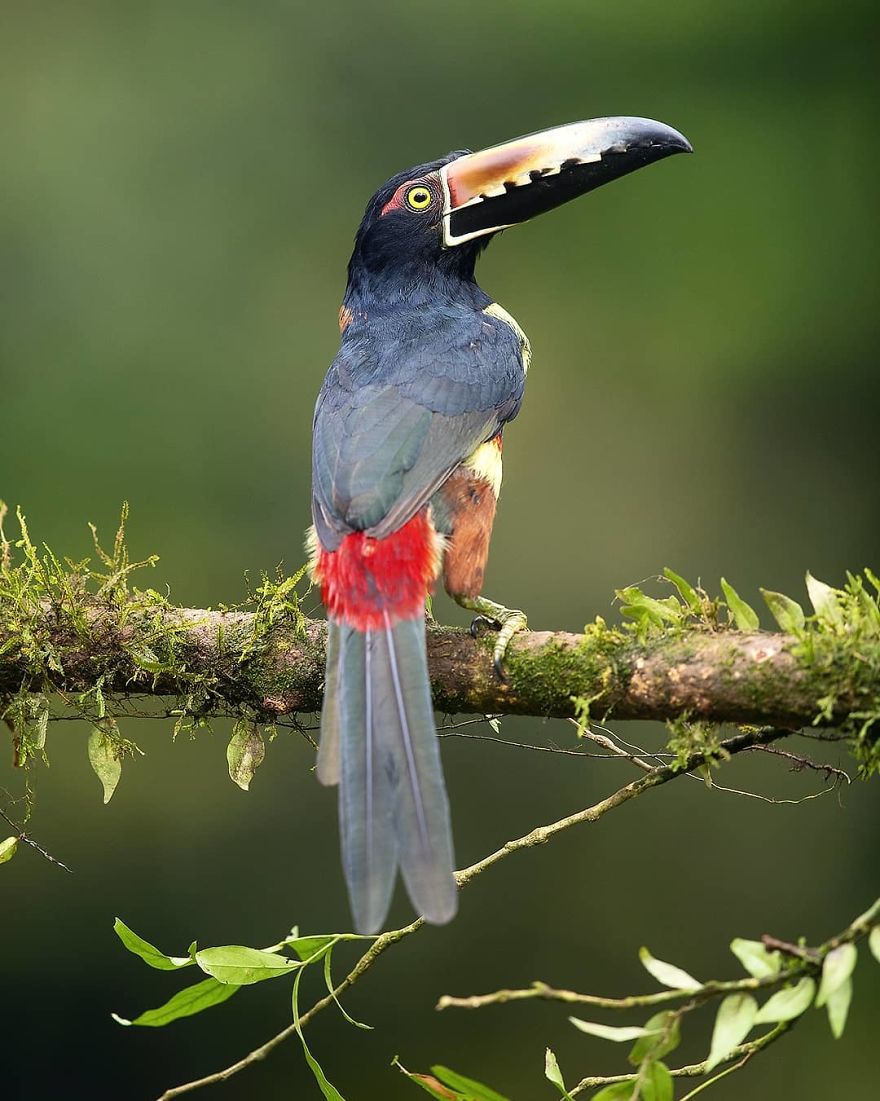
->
1;506;879;776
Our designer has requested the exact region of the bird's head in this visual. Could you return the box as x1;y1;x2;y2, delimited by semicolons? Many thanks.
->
346;116;691;303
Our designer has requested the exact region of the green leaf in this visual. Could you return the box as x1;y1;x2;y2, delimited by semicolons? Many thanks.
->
754;977;816;1023
663;567;702;614
292;966;348;1100
760;589;806;634
805;572;844;626
591;1084;636;1100
0;836;18;864
8;692;51;765
825;976;853;1038
287;934;337;962
705;993;758;1071
720;579;760;631
544;1049;574;1100
226;721;265;791
129;646;170;673
730;938;781;979
617;587;683;628
113;918;194;970
868;926;880;964
88;722;122;803
569;1018;660;1042
322;943;372;1030
195;944;299;985
432;1067;510;1101
641;1061;673;1101
301;1036;347;1100
638;947;701;991
628;1011;680;1065
112;977;238;1027
816;943;857;1006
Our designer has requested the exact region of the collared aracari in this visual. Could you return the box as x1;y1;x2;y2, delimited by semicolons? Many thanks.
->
309;116;691;933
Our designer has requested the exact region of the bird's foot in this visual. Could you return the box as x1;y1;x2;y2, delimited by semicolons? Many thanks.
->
457;595;528;680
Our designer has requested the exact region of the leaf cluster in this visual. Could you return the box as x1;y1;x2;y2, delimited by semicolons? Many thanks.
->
113;916;371;1098
410;900;880;1101
616;567;880;776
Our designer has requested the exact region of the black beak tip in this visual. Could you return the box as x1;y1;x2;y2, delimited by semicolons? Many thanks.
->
673;134;694;155
633;122;693;158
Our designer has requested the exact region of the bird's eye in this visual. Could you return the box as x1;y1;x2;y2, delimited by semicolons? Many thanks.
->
406;185;433;211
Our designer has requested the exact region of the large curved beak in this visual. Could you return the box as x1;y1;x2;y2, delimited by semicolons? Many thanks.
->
440;116;692;247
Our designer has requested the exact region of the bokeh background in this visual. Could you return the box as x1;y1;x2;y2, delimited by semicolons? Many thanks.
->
2;2;878;1098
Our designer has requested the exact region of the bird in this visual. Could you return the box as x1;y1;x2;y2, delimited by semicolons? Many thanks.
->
308;117;691;934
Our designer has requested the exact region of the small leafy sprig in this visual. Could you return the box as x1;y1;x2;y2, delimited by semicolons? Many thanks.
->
427;896;880;1101
0;505;312;836
112;917;374;1099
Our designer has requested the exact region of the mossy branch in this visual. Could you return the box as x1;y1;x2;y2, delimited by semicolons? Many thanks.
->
1;595;879;730
1;507;880;777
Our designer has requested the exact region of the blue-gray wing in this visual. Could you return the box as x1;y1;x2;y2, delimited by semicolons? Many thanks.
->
311;308;524;550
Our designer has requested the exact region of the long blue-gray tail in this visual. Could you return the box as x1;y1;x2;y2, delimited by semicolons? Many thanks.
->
317;612;457;934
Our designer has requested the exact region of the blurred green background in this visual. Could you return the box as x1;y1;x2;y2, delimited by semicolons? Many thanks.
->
2;1;878;1098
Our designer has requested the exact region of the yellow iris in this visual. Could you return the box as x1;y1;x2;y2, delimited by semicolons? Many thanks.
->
406;186;432;210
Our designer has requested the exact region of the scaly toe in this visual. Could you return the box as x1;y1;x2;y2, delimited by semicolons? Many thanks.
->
491;611;528;681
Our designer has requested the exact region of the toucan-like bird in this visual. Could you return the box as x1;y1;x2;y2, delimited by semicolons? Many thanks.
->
309;117;691;933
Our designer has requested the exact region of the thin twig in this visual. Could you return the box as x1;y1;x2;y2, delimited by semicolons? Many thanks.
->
437;969;788;1013
744;743;851;786
698;781;840;806
568;1025;790;1095
569;719;656;771
0;804;72;872
438;728;613;758
676;1054;753;1101
156;919;421;1100
156;725;788;1100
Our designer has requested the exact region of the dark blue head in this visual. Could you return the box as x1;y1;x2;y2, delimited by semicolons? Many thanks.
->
345;152;488;306
343;118;691;310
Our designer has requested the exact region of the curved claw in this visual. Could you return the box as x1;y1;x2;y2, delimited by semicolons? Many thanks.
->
493;653;510;682
469;614;497;638
490;609;528;681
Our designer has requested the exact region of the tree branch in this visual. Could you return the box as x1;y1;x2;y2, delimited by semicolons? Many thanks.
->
1;596;878;729
438;895;880;1098
569;1024;791;1095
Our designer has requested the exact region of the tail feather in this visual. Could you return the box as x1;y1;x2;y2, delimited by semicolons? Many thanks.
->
337;627;399;934
377;613;457;927
316;622;342;785
318;614;457;934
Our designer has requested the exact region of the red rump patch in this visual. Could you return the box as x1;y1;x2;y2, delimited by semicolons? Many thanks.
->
316;510;438;631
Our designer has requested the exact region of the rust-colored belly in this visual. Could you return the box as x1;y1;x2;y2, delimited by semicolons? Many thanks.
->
439;467;498;599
